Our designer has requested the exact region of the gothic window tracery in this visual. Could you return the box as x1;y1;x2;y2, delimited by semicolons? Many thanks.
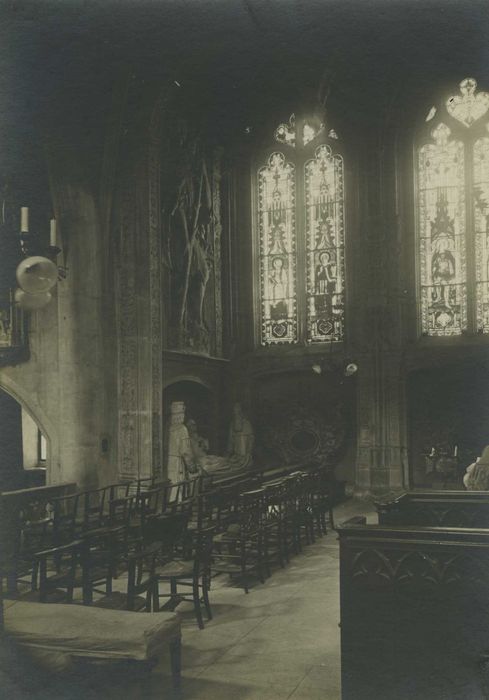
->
257;115;345;345
416;78;489;336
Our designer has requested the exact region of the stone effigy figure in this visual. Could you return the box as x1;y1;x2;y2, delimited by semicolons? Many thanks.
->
463;446;489;490
187;418;230;475
166;401;195;482
185;403;254;476
227;403;254;470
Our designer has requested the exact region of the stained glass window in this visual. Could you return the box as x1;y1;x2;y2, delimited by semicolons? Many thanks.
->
418;124;466;336
257;115;345;345
305;145;345;342
474;133;489;332
416;78;489;337
258;152;297;344
274;115;296;148
446;78;489;128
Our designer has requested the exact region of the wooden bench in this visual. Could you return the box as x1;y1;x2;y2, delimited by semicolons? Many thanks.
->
376;490;489;527
338;516;489;699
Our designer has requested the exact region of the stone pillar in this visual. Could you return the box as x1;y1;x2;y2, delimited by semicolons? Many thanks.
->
353;132;408;496
115;99;163;482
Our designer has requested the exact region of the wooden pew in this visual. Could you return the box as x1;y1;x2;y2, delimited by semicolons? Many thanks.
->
338;516;489;700
376;490;489;528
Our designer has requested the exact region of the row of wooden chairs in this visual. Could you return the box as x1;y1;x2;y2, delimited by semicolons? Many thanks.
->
9;475;208;594
8;466;334;630
195;468;333;593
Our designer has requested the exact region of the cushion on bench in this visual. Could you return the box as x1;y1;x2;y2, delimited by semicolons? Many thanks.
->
4;602;180;663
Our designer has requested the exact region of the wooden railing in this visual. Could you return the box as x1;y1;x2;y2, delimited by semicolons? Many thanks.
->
375;490;489;528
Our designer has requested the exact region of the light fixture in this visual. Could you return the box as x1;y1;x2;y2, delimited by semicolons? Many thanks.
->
16;256;57;294
14;289;53;310
311;358;358;378
14;208;63;311
344;362;358;377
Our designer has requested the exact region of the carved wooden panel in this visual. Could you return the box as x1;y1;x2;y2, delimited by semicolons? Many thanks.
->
339;522;489;699
161;126;223;356
253;370;352;467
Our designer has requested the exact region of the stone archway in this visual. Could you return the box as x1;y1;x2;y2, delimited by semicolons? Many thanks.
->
0;375;59;486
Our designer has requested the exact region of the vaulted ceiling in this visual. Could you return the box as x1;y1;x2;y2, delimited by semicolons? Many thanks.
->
2;0;489;196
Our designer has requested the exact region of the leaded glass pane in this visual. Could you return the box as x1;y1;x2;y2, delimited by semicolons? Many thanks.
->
305;144;345;342
303;121;325;146
446;78;489;128
418;123;467;336
258;152;297;345
474;135;489;332
274;115;296;147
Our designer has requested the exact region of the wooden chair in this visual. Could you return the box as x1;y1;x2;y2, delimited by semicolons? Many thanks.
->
263;480;288;574
35;540;83;603
308;468;330;537
291;472;315;548
91;546;160;612
8;512;52;594
80;526;128;604
51;493;81;548
212;489;265;593
107;494;137;529
79;487;107;533
156;528;214;629
138;487;165;535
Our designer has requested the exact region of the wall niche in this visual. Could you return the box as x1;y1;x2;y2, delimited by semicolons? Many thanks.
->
408;362;489;488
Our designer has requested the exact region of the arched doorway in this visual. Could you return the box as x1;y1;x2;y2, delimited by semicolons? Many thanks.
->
0;388;47;490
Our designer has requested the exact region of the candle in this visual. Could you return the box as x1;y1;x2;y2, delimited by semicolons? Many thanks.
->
429;447;435;457
454;445;458;457
20;207;29;233
50;218;57;247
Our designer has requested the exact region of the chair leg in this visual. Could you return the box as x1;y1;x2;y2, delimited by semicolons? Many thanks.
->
170;577;178;609
193;576;204;629
202;575;212;620
169;636;182;688
263;536;271;578
257;544;265;584
152;581;159;612
83;583;93;605
241;551;249;594
31;562;39;591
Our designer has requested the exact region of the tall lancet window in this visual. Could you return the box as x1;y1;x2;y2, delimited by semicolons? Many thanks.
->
256;115;345;346
416;78;489;336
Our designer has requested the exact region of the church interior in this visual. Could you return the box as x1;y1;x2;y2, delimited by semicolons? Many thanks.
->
1;1;489;698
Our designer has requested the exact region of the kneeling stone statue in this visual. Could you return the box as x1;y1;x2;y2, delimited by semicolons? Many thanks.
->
464;446;489;491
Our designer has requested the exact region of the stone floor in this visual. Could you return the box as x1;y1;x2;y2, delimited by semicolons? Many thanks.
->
3;498;376;700
139;498;375;700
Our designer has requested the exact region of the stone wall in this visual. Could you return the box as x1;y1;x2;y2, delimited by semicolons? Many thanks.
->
0;176;117;489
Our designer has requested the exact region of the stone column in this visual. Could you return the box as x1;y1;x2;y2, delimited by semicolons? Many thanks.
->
353;132;408;496
115;98;163;482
